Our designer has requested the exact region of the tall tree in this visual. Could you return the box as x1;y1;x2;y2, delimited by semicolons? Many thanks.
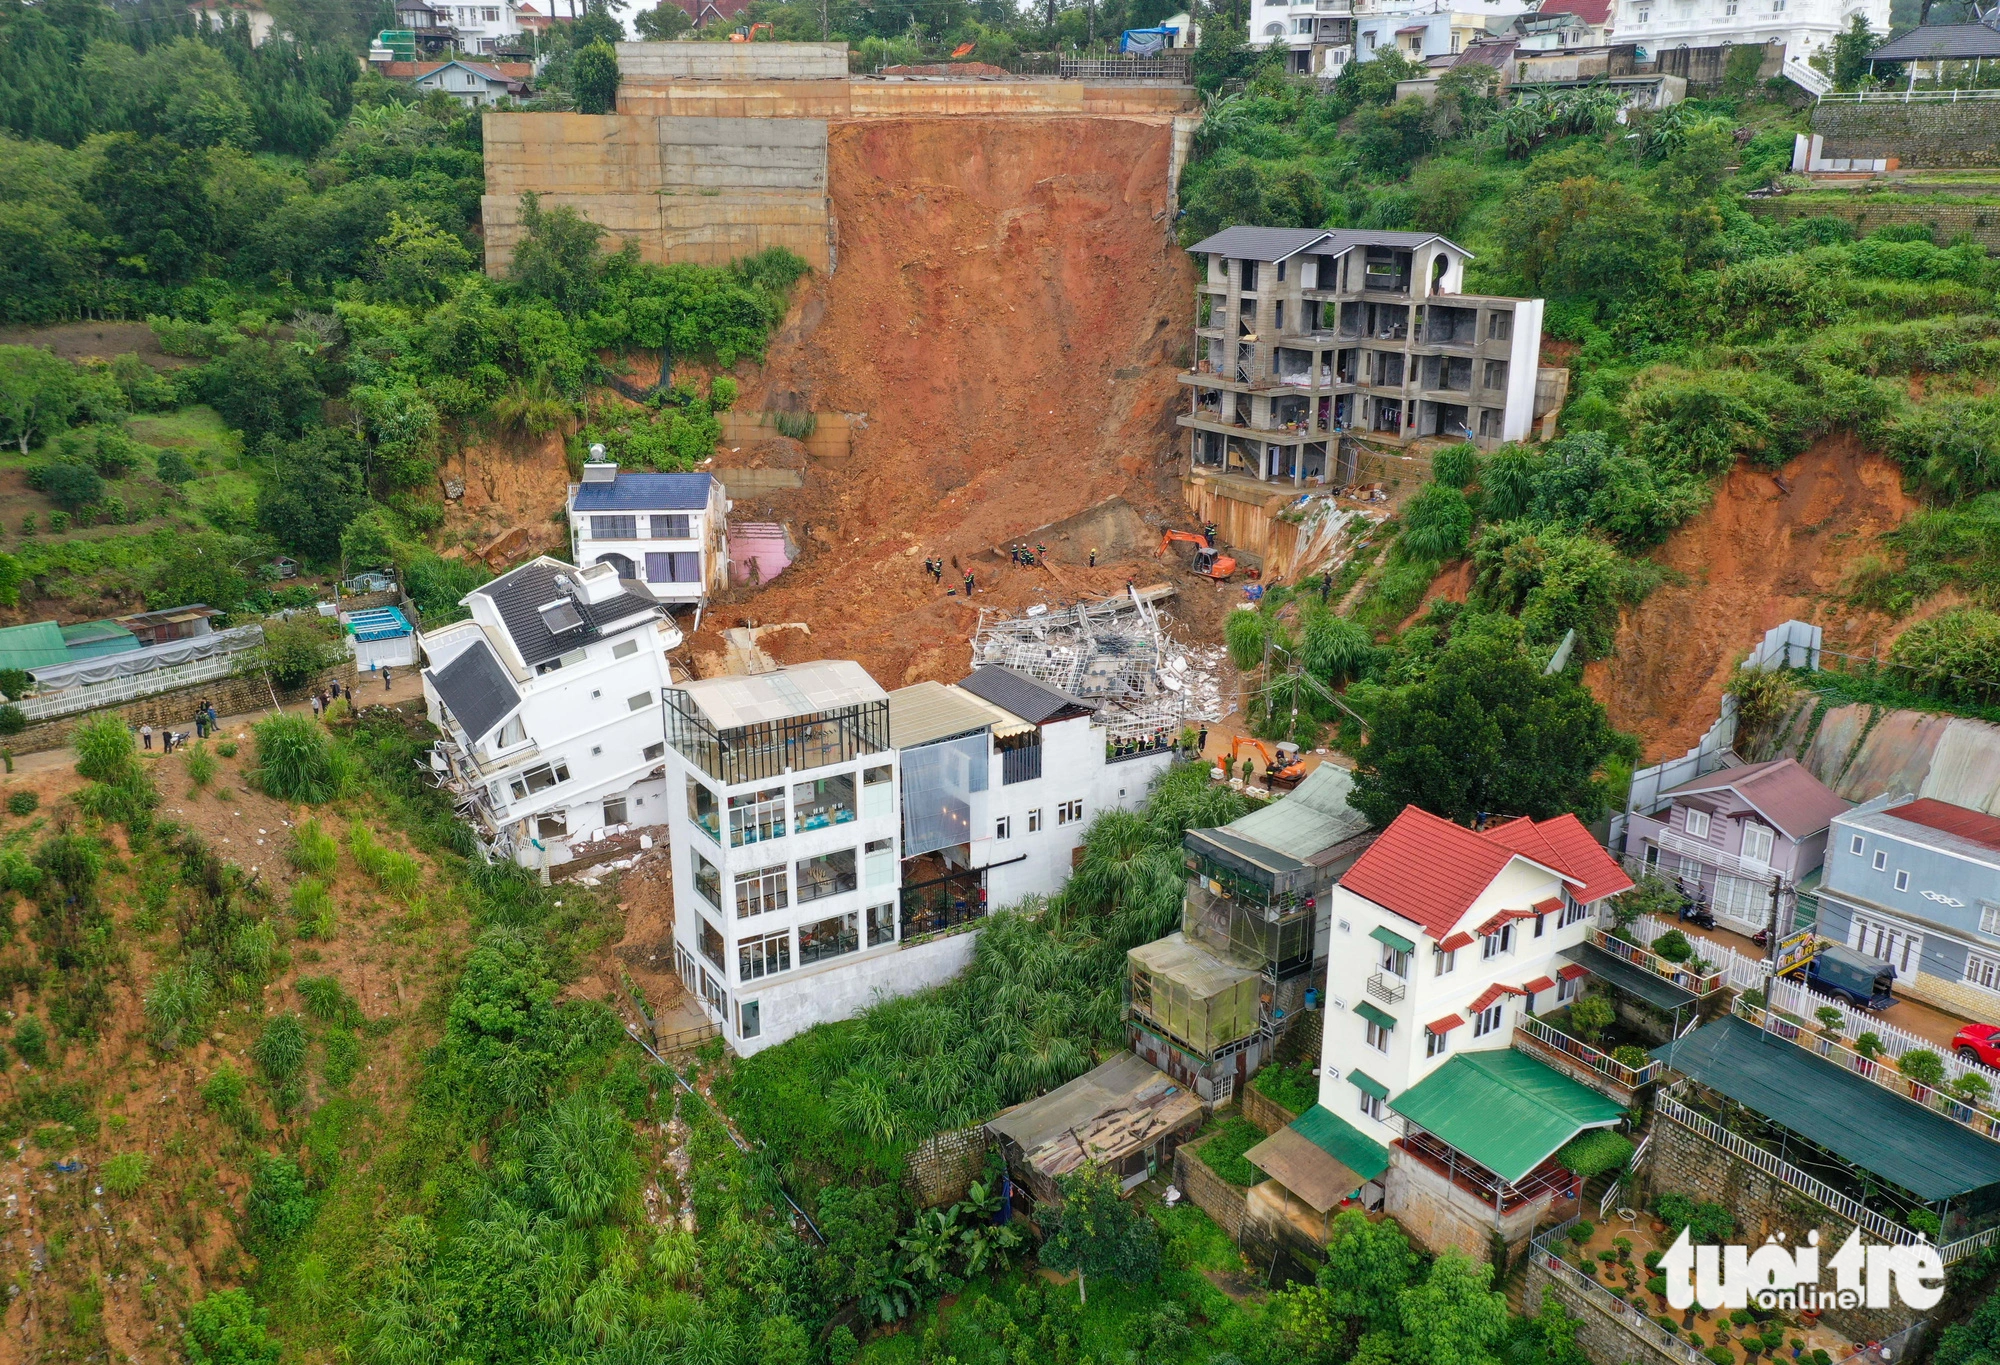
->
0;345;80;455
1399;1252;1510;1365
1037;1163;1160;1305
571;39;620;115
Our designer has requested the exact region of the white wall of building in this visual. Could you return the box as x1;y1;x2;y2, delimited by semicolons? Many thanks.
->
1317;866;1598;1146
1617;0;1888;68
979;719;1173;909
568;483;730;610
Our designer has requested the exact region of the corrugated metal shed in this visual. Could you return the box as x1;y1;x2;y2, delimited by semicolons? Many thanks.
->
1225;764;1372;864
0;622;71;672
345;606;413;642
886;680;1013;750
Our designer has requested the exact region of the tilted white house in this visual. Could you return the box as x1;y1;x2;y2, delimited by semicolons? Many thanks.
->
567;463;730;624
421;556;682;869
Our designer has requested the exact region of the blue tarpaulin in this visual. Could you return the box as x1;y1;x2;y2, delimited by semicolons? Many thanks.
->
1121;25;1178;52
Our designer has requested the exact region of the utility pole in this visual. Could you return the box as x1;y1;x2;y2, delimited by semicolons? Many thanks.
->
1757;872;1782;1035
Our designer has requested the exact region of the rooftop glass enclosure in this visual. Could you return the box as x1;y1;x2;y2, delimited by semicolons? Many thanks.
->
1129;933;1262;1056
665;690;889;785
1182;828;1318;980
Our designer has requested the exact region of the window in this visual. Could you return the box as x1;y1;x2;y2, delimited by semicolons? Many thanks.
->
1380;945;1409;978
734;864;787;918
1636;5;1649;18
863;765;894;819
602;795;628;827
1534;913;1546;939
1482;359;1508;391
867;902;896;948
1358;1091;1386;1121
1241;259;1258;290
739;999;761;1039
1472;1002;1504;1037
1850;834;1866;856
729;788;785;847
1684;808;1711;839
696;915;725;971
1433;946;1457;976
508;760;570;801
645;551;702;583
590;515;637;539
794;773;856;832
613;639;639;659
1725;0;1737;13
535;646;588;675
1982;903;2000;938
1028;809;1043;834
1741;823;1774;866
1482;923;1513;959
795;849;858;903
1557;974;1579;1002
865;837;896;889
1772;0;1784;10
1966;951;2000;994
1477;409;1503;439
492;715;527;749
644;742;665;761
536;812;567;840
1894;870;1910;892
799;912;859;965
1873;850;1889;871
692;849;722;910
652;514;691;539
1273;301;1285;333
1057;799;1084;826
995;816;1012;840
1426;1026;1449;1059
998;729;1043;784
686;776;721;843
1365;1020;1390;1052
739;929;790;981
628;691;652;713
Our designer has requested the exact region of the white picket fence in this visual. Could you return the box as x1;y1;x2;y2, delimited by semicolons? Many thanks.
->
1630;915;2000;1091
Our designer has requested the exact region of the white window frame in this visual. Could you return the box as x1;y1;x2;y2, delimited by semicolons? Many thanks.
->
1557;975;1578;1003
733;863;788;919
1433;946;1457;976
1965;950;2000;994
1481;923;1513;959
738;928;790;981
995;816;1012;840
1894;869;1910;893
1683;808;1711;839
1057;799;1084;826
1741;822;1774;867
1849;833;1865;856
1472;1002;1504;1037
1873;850;1888;871
1027;809;1043;833
1981;903;2000;938
1425;1026;1449;1059
1380;944;1409;978
1365;1020;1390;1052
1358;1091;1386;1121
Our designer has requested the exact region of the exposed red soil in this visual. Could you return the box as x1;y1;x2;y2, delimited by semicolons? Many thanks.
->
704;115;1205;684
1585;435;1920;762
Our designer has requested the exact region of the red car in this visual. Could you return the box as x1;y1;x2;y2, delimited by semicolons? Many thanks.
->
1953;1023;2000;1068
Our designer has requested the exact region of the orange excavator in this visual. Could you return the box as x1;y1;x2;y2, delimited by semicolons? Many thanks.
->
1158;529;1237;581
1228;737;1307;790
729;21;774;40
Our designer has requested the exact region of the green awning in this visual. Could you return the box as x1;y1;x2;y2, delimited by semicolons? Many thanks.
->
1653;1015;2000;1202
1355;1001;1397;1030
1389;1050;1624;1184
1369;924;1415;953
1292;1103;1391;1181
1560;943;1700;1012
1350;1069;1389;1100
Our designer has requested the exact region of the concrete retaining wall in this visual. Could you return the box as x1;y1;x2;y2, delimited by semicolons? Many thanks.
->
1525;1257;1688;1365
613;79;1196;118
481;113;831;273
736;926;978;1054
1241;1085;1297;1136
1811;99;2000;169
616;41;850;81
1173;1138;1251;1240
1384;1147;1555;1267
1748;196;2000;253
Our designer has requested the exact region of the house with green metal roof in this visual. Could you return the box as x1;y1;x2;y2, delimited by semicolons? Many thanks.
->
0;618;140;681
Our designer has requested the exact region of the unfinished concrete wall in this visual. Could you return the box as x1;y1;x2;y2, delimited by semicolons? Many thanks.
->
614;79;1194;118
615;40;849;81
481;112;829;273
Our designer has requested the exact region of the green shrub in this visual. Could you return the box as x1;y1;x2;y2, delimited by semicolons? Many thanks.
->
0;706;24;737
1653;928;1694;962
12;1015;48;1066
248;1154;314;1243
7;790;37;816
201;1063;256;1131
0;669;32;700
252;714;338;802
1430;442;1478;489
296;975;359;1026
102;1151;150;1196
348;820;420;898
184;1288;282;1365
1195;1116;1268;1187
185;740;217;789
73;716;137;783
216;740;238;758
289;819;338;875
320;1028;360;1088
1225;607;1267;671
1398;482;1475;561
143;963;214;1052
1901;1048;1947;1087
251;1013;309;1084
1251;1061;1319;1115
1888;608;2000;706
289;878;336;939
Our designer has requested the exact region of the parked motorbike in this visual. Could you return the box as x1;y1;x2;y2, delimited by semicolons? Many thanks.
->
1675;882;1718;931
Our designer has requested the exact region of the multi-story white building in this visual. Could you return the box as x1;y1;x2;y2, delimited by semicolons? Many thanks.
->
1349;0;1537;64
1318;804;1635;1144
890;666;1174;930
567;463;730;624
1249;0;1358;76
1615;0;1886;75
421;555;682;869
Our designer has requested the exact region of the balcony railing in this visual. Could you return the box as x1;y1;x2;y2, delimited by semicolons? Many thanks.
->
1734;999;2000;1146
1586;927;1728;996
1366;972;1406;1005
1516;1014;1663;1091
1653;827;1788;884
1531;1217;1710;1365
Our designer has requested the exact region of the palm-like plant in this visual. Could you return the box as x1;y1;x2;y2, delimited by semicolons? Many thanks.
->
529;1093;637;1226
827;1069;898;1146
490;371;573;438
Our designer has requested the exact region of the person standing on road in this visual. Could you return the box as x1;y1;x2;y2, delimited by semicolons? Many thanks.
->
383;666;393;691
312;694;323;719
140;723;153;751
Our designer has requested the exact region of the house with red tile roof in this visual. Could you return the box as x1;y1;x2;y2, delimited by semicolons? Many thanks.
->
1625;755;1850;937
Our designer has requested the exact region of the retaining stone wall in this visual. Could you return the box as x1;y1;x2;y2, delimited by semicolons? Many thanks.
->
1384;1146;1553;1266
1810;100;2000;170
1241;1085;1297;1136
1526;1256;1688;1365
7;661;360;758
1173;1138;1249;1241
1748;196;2000;253
1640;1112;1921;1343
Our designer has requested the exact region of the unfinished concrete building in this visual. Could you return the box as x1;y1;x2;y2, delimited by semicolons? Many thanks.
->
1178;226;1545;479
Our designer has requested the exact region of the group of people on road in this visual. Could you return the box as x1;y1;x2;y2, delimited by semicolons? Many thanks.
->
140;698;223;754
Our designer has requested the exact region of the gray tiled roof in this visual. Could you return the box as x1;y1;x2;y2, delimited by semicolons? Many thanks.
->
956;665;1093;726
473;558;659;668
573;473;715;513
1184;225;1464;261
1870;22;2000;59
425;638;520;743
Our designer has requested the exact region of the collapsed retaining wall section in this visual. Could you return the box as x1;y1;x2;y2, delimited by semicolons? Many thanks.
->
481;113;831;274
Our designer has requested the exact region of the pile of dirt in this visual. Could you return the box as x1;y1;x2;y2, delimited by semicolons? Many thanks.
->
438;427;573;562
1585;436;1920;761
701;115;1204;684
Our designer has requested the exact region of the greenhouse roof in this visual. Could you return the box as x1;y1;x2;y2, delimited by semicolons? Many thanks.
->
1128;932;1258;1000
1559;942;1702;1012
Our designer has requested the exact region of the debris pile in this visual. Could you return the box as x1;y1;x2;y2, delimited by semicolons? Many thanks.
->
970;587;1226;740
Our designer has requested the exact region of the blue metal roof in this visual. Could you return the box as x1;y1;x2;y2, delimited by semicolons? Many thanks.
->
346;606;412;642
572;473;714;513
